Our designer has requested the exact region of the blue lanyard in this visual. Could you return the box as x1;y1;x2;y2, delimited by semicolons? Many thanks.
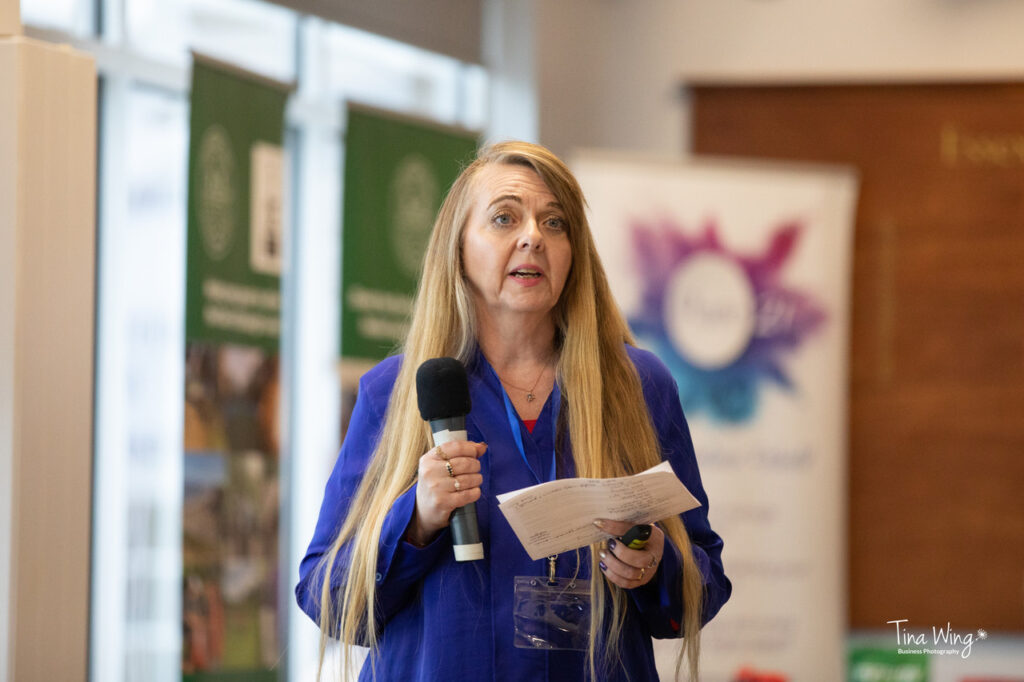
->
499;381;559;485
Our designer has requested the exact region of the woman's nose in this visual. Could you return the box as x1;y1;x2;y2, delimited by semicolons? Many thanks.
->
517;218;544;250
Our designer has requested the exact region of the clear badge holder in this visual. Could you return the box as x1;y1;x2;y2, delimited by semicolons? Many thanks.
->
513;574;591;651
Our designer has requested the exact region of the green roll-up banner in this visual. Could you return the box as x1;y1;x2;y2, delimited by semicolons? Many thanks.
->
183;55;289;681
848;646;929;682
340;106;478;363
186;56;288;350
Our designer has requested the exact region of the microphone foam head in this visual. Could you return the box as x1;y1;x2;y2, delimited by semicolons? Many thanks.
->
416;357;472;421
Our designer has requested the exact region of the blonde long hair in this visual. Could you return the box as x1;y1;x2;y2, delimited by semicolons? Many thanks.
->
316;141;704;680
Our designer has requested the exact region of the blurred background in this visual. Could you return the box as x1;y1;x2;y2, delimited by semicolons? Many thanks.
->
3;1;1023;681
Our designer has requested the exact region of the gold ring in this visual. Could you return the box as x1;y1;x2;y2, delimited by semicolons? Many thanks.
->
445;461;455;477
453;478;461;491
436;445;448;460
638;567;646;581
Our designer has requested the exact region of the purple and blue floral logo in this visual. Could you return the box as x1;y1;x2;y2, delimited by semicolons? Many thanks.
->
628;218;827;423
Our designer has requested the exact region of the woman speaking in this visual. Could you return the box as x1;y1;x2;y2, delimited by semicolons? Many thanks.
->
296;142;730;680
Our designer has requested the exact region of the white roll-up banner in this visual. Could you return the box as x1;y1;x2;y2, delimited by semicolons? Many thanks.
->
574;152;858;682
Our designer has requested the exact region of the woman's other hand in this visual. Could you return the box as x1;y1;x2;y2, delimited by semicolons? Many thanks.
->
406;441;487;546
594;519;665;589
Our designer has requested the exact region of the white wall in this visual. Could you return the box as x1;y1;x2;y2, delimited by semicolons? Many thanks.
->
536;0;1024;156
483;0;538;144
536;1;688;157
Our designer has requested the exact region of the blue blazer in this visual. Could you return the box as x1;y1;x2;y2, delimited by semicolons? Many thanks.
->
296;346;731;681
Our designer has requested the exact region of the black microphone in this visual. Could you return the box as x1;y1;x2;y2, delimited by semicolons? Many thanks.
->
416;357;484;562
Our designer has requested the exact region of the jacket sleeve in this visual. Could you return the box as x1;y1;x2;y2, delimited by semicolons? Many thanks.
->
294;362;450;633
626;350;732;638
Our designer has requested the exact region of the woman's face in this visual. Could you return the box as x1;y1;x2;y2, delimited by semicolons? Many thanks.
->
461;163;573;325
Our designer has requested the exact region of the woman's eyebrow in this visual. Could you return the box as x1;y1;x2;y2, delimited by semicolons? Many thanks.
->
487;195;564;211
487;194;522;209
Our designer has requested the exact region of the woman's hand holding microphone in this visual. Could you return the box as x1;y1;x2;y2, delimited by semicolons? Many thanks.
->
406;441;487;547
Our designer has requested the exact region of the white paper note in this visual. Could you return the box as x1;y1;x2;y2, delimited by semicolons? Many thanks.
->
495;461;701;560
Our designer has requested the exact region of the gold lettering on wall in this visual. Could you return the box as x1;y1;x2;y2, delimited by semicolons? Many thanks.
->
941;123;1024;167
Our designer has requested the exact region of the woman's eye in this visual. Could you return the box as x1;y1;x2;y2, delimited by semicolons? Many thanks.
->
545;217;566;231
492;212;513;226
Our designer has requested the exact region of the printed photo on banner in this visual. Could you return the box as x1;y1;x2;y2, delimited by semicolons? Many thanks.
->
183;55;291;682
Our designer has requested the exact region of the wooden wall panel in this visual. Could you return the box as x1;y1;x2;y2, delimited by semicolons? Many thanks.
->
692;83;1024;631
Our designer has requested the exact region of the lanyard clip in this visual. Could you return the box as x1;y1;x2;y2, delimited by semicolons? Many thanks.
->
547;555;557;585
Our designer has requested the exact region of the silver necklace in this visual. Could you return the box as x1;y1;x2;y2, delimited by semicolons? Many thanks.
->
498;362;550;402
